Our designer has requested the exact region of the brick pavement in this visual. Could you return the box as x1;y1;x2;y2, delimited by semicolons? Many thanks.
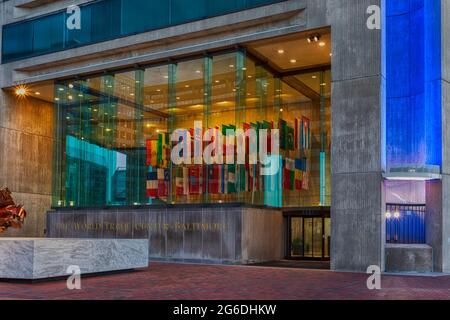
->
0;263;449;300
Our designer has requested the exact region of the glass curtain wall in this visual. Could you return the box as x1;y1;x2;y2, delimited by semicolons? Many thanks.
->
52;50;330;208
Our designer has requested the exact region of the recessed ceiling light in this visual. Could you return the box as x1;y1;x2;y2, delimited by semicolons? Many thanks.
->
280;108;283;112
290;59;297;64
164;75;169;79
229;64;234;68
59;88;64;92
157;89;161;92
196;70;201;74
15;86;28;97
55;98;60;101
312;76;317;79
185;85;190;88
130;93;135;96
68;84;74;89
319;41;326;47
242;67;247;71
278;49;285;54
35;92;41;95
215;80;220;83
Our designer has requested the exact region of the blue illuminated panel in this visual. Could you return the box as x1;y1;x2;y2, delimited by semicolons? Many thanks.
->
384;0;441;169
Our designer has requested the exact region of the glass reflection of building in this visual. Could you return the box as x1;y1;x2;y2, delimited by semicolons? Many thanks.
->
52;50;331;208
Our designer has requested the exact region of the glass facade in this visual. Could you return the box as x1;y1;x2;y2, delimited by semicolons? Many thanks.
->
52;50;330;208
2;0;286;63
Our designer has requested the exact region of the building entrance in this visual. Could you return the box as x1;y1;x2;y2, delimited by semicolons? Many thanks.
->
285;209;330;260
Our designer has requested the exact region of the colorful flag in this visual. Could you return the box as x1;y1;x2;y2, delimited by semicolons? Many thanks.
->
189;166;201;195
301;116;311;150
227;164;237;193
146;171;158;198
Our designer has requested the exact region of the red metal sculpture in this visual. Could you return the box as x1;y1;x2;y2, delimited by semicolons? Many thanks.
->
0;188;27;233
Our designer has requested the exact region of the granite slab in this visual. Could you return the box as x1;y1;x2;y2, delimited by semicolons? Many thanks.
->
0;238;149;280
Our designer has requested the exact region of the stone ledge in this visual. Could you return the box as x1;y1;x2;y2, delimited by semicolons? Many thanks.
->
385;244;433;273
0;238;148;280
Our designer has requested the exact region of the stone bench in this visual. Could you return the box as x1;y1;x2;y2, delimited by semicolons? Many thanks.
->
0;238;148;280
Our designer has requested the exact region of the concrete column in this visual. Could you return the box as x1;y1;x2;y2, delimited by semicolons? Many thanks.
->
329;0;384;271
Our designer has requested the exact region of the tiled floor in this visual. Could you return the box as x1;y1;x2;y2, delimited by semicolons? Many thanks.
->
1;262;450;300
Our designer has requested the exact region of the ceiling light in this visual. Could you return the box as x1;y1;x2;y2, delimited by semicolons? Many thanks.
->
68;84;74;89
215;80;220;83
312;76;317;79
278;49;285;54
78;94;83;97
280;108;283;112
58;88;64;92
330;52;333;57
35;92;41;95
229;64;234;68
185;85;190;88
319;41;326;47
54;97;60;101
385;211;392;219
290;59;297;64
196;70;201;74
68;95;73;100
164;75;169;79
130;93;135;96
157;89;161;92
242;67;247;71
394;211;401;219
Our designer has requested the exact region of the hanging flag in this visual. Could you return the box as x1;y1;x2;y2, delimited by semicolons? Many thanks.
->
146;171;158;198
287;125;295;151
301;116;311;150
302;171;310;190
146;139;158;167
227;164;237;193
208;165;220;194
279;119;288;150
189;166;201;195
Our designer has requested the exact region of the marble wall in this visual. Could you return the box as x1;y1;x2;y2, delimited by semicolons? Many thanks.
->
46;205;284;264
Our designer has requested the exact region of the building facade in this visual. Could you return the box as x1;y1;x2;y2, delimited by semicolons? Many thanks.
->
0;0;449;272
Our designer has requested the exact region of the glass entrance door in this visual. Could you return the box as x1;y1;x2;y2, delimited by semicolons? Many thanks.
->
289;216;330;260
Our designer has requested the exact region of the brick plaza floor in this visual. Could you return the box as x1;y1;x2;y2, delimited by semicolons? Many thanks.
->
1;262;450;300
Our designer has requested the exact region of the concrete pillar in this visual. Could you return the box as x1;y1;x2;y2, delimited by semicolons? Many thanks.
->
330;0;384;271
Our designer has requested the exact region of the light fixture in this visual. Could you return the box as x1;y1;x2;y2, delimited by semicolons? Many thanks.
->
229;64;234;68
59;88;64;92
278;49;285;54
290;59;297;64
280;108;283;112
385;211;392;219
130;93;135;96
215;80;220;83
195;70;201;74
307;34;321;43
312;75;317;79
330;52;333;57
157;89;161;92
35;92;41;95
68;84;74;89
164;75;169;79
78;94;83;97
55;97;60;101
319;41;326;47
185;84;190;88
394;211;401;219
68;95;73;100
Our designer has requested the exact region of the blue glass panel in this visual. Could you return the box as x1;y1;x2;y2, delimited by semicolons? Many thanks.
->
2;0;287;63
32;13;65;54
122;0;169;34
172;0;208;24
384;0;441;168
2;21;32;62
